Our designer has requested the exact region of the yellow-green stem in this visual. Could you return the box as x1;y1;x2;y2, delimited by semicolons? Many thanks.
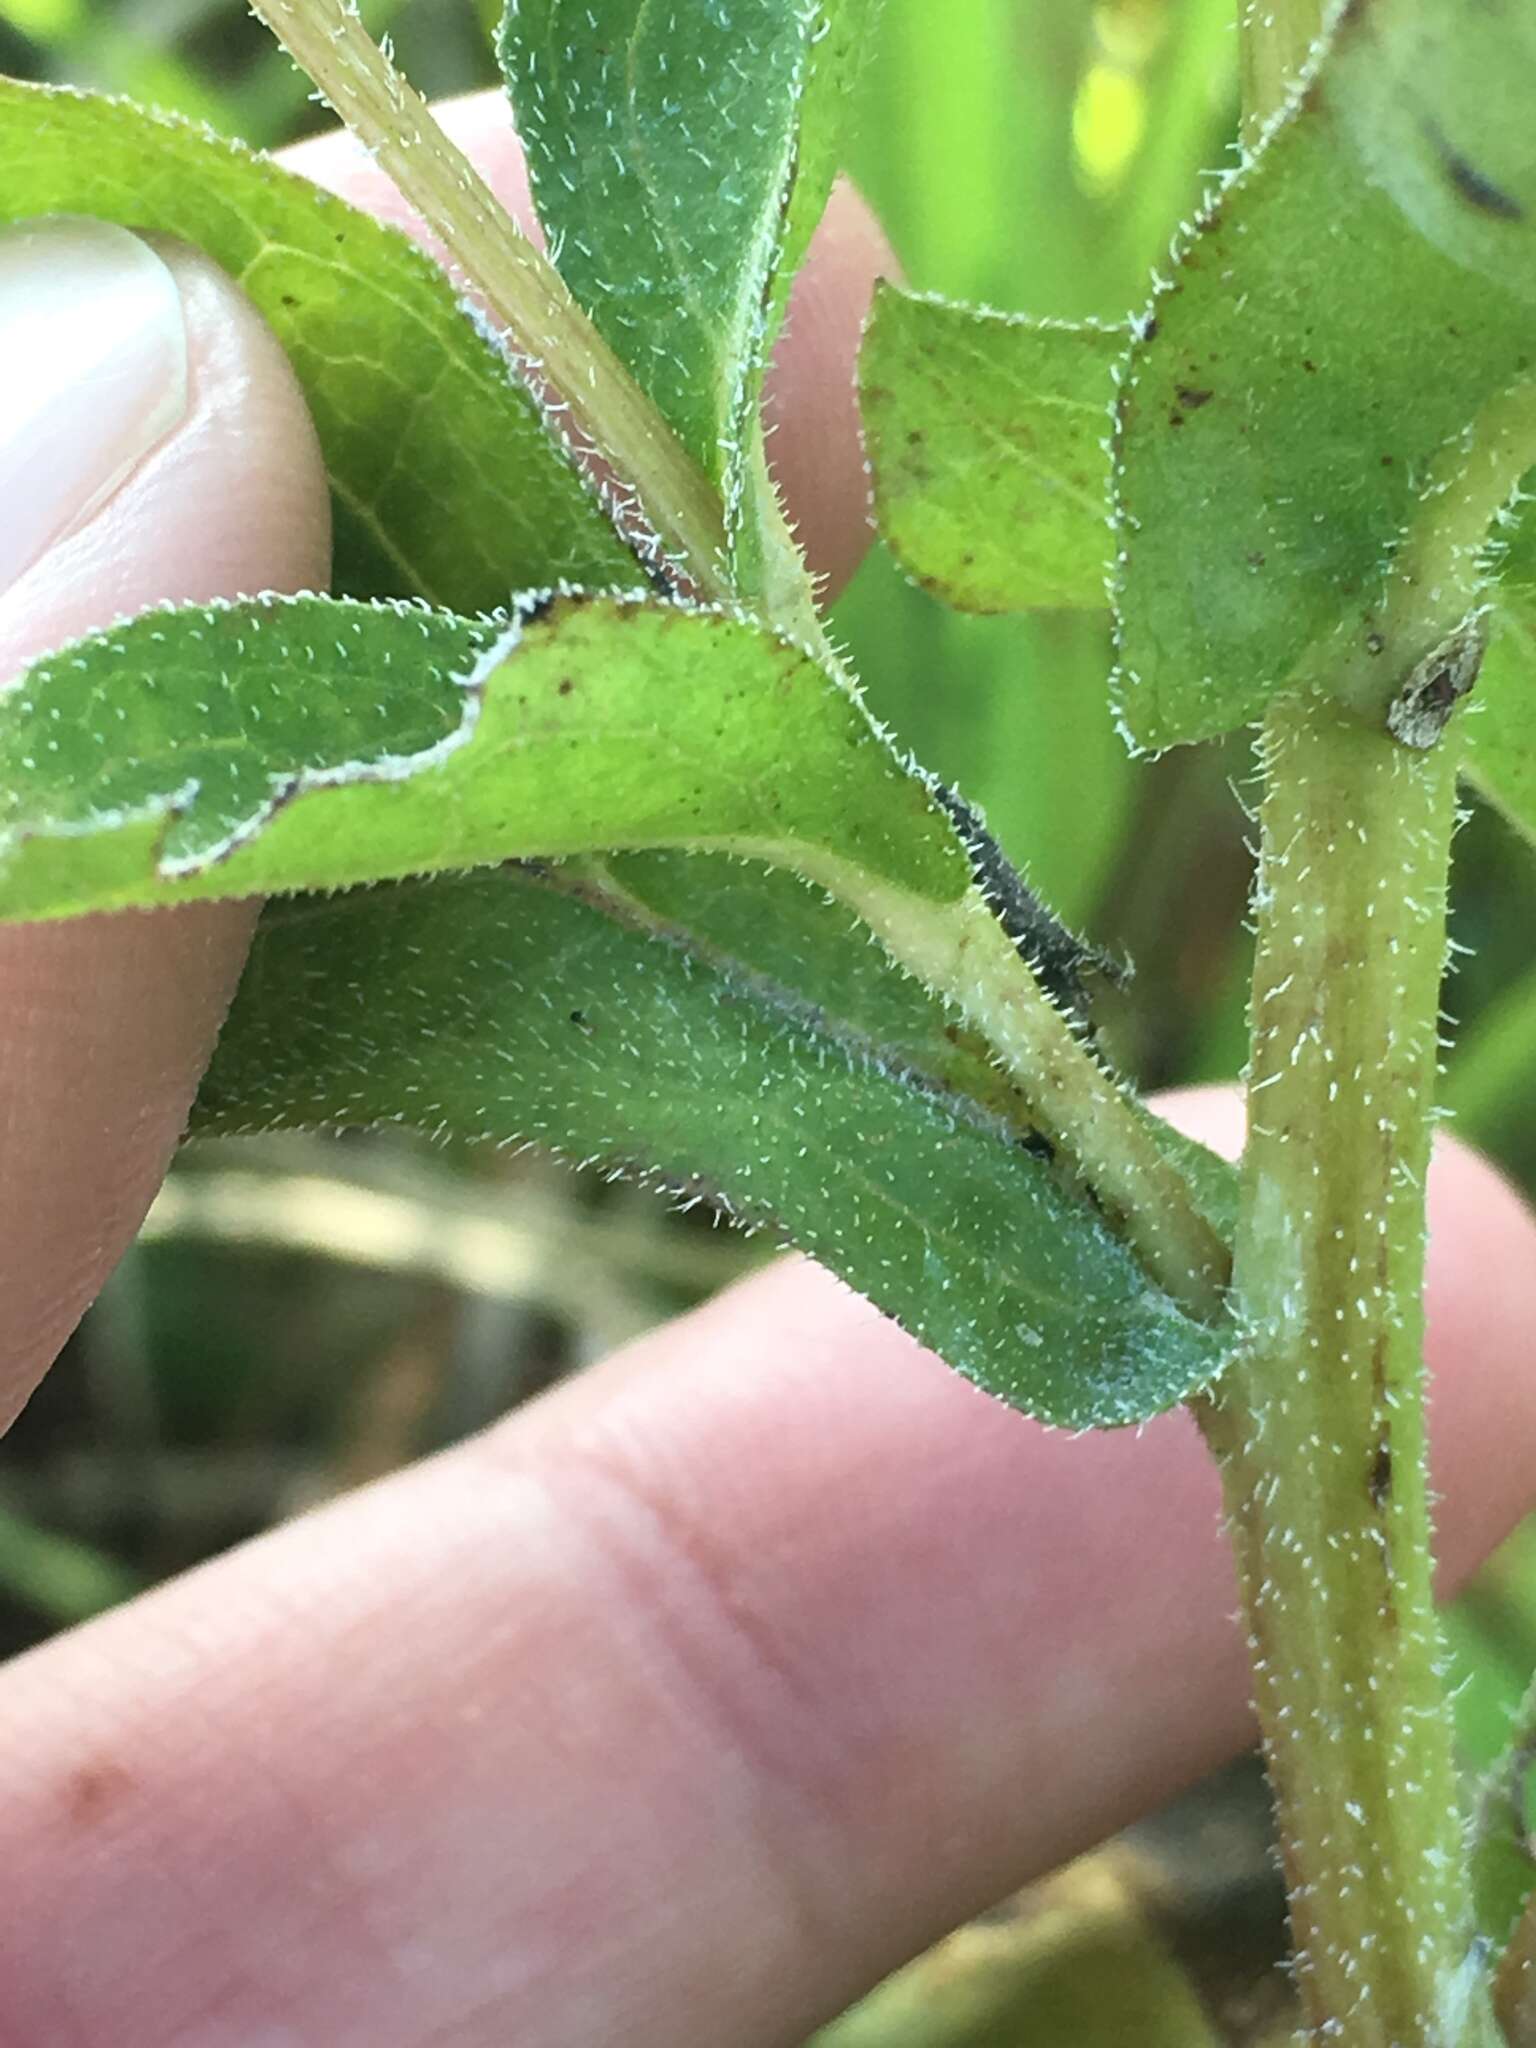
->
1194;7;1507;2039
1200;693;1496;2045
251;0;731;599
1327;376;1536;734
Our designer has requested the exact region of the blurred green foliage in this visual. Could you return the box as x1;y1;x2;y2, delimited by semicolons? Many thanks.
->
1;2;1534;2035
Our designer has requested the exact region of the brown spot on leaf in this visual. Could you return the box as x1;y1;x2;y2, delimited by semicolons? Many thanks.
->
1175;385;1214;411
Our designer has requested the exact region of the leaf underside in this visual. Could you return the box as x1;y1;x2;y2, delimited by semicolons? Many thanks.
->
195;867;1232;1430
1464;593;1536;847
591;849;1044;1129
860;288;1124;614
0;78;633;612
1113;0;1536;750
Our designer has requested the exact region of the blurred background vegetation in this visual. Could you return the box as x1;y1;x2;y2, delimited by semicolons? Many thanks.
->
1;2;1534;2039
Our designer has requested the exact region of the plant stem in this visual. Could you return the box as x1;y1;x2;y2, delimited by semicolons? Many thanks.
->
251;0;731;598
1199;692;1497;2045
1187;7;1512;2038
1327;376;1536;736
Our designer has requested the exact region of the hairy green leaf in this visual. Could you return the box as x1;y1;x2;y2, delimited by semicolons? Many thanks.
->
195;868;1233;1429
595;848;1239;1228
0;583;1233;1309
498;0;870;534
0;589;967;919
1445;954;1536;1155
1464;595;1536;846
1471;1764;1536;1964
861;288;1123;612
591;850;1045;1128
0;78;633;609
1113;0;1536;750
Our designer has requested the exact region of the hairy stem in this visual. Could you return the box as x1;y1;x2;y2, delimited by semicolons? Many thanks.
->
251;0;731;597
1199;693;1495;2046
1328;376;1536;736
1194;5;1511;2039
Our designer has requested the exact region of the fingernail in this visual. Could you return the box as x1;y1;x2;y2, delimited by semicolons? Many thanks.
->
0;216;189;592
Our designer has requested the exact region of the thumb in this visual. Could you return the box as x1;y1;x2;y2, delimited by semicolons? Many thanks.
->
0;216;331;1431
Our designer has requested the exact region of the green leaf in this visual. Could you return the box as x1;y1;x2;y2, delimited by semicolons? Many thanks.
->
1464;596;1536;847
1445;955;1536;1155
498;0;869;532
591;850;1047;1128
1472;1774;1536;1964
861;288;1123;613
0;79;633;610
0;552;1228;1307
0;581;1232;1310
194;866;1233;1430
0;588;968;920
1468;1664;1536;1959
589;847;1239;1228
1113;1;1536;750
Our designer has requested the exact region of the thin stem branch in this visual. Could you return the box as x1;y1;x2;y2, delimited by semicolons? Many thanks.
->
250;0;731;597
1328;378;1536;735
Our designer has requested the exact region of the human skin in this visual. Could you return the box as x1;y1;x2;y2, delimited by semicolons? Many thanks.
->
0;92;1533;2048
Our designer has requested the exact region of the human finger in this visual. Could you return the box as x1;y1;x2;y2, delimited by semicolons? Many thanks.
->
0;220;331;1431
0;1093;1530;2044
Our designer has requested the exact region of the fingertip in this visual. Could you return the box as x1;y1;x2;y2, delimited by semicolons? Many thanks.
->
280;89;543;248
1150;1082;1247;1163
765;178;900;596
1423;1133;1536;1586
0;234;331;1429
